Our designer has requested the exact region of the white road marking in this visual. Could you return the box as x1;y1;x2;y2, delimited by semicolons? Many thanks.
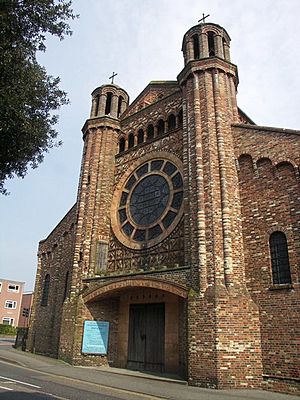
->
46;394;70;400
0;364;167;400
0;375;41;388
0;385;13;391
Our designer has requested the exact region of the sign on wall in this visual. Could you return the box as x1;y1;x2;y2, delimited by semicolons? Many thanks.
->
82;320;109;354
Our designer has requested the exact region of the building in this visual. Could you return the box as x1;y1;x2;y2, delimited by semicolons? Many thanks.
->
18;292;33;328
28;21;300;393
0;278;24;327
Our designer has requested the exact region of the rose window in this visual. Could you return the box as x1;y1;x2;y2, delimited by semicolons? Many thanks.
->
114;158;184;249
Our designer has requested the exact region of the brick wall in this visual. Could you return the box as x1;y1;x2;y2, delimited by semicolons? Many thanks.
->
28;47;300;394
27;205;76;356
235;125;300;388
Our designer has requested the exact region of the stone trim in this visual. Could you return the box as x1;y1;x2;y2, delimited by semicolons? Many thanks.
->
83;265;189;282
83;277;188;303
232;123;300;136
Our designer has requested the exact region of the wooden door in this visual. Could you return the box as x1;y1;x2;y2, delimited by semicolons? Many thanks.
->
127;303;165;372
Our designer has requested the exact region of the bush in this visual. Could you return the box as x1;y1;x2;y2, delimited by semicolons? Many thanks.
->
16;327;28;336
15;327;28;350
0;324;17;336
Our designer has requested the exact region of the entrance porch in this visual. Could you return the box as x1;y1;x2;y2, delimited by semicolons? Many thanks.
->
82;278;188;377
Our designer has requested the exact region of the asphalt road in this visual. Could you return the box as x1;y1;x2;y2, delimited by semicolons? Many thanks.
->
0;338;299;400
0;361;163;400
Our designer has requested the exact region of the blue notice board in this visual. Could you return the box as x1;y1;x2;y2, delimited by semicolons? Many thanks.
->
82;320;109;354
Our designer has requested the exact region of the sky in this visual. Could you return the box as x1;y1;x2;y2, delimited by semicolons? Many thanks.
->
1;0;300;291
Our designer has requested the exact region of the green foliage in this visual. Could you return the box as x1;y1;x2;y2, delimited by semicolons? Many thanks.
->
16;326;28;335
0;323;17;335
0;0;78;194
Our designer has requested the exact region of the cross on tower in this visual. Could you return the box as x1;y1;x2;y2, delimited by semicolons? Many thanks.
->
198;13;210;24
109;71;118;84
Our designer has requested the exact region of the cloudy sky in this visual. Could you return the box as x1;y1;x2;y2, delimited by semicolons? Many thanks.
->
1;0;300;291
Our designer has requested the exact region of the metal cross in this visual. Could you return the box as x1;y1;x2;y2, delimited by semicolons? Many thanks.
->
198;13;210;24
109;71;118;84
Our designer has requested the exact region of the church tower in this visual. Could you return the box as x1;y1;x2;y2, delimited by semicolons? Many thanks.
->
73;83;129;282
59;83;129;362
178;22;263;388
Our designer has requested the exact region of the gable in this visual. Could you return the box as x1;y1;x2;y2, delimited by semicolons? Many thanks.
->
122;81;180;119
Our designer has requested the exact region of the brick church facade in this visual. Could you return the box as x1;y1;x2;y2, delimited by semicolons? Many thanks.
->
28;21;300;392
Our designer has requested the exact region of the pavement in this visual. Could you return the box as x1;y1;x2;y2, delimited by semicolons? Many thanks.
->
0;336;298;400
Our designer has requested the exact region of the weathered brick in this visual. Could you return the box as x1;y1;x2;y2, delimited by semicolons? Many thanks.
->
28;22;300;394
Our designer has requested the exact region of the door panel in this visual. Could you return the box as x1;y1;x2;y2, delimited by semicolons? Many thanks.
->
127;303;165;372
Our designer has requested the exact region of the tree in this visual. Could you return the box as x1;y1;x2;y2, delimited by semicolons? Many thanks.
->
0;0;77;194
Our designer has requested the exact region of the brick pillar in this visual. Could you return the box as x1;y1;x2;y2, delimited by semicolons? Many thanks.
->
186;40;194;62
200;32;209;58
215;35;224;58
90;96;97;117
120;98;127;115
111;94;119;119
223;42;231;62
178;54;263;388
99;93;106;115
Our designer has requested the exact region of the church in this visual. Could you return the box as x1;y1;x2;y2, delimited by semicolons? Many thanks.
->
28;20;300;393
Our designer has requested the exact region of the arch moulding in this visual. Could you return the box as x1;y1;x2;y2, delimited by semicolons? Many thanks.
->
83;277;188;303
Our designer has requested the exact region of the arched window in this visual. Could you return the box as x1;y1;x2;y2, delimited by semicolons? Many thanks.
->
119;137;125;153
117;95;123;117
192;34;200;59
128;132;134;148
208;31;215;57
105;92;113;115
269;232;291;284
94;94;100;116
147;124;154;140
178;109;183;127
137;129;144;144
41;274;50;306
63;271;69;302
168;114;176;131
222;38;227;60
157;119;165;136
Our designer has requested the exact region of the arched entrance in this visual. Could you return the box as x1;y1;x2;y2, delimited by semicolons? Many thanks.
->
83;278;188;376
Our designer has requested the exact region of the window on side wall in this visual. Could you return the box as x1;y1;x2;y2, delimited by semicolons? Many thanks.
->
41;274;50;306
269;231;292;284
5;300;17;309
8;284;19;292
2;317;14;325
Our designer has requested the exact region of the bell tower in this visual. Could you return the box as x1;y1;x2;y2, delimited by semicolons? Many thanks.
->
72;83;129;284
179;22;241;291
59;83;129;363
178;22;263;388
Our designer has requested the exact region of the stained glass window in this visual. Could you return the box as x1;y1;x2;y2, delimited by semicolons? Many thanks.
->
130;175;169;226
117;159;184;247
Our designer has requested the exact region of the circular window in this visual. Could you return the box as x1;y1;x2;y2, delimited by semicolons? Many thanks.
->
130;174;170;225
112;157;184;249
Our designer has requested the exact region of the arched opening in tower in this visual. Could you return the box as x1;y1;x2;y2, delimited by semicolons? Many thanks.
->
105;92;113;115
208;31;215;57
192;34;200;59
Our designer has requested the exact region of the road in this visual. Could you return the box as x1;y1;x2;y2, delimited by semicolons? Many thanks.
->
0;361;163;400
0;338;299;400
